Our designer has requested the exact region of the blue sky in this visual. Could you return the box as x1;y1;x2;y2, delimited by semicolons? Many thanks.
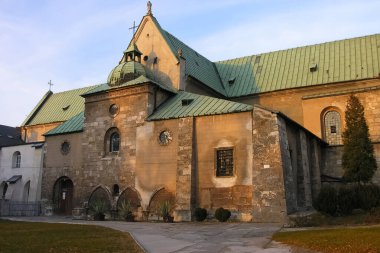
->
1;0;379;126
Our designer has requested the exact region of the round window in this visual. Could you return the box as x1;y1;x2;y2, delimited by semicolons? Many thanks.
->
61;141;70;155
159;130;172;145
109;104;119;116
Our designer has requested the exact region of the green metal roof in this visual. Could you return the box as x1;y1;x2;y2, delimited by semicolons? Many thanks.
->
148;91;252;121
146;16;226;96
124;43;143;55
22;91;52;125
83;75;176;96
163;31;227;96
216;34;380;97
44;112;84;136
23;85;98;126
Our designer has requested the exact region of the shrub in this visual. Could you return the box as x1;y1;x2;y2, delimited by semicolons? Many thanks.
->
315;186;338;216
337;186;356;215
118;200;134;221
214;207;231;222
159;201;173;222
356;185;380;211
194;208;207;222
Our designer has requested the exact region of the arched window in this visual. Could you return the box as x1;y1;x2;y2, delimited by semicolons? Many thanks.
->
110;132;120;152
12;151;21;168
104;128;121;155
323;110;342;145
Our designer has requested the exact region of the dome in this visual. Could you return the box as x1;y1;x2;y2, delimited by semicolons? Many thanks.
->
107;43;146;87
107;61;146;86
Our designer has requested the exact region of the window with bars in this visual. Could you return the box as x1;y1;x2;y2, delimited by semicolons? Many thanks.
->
324;110;342;145
216;148;234;177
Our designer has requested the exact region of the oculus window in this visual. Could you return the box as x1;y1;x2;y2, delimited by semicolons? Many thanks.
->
109;104;119;116
216;148;234;177
61;141;70;155
159;130;172;145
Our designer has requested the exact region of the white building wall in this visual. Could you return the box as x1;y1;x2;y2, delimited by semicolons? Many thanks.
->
0;143;44;202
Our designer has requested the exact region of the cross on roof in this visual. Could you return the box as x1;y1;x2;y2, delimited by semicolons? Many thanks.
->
129;21;138;36
48;80;54;91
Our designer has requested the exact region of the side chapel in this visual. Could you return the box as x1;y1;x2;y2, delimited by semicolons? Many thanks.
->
18;2;380;222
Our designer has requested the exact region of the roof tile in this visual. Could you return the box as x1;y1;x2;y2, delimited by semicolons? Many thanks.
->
148;91;252;121
216;34;380;97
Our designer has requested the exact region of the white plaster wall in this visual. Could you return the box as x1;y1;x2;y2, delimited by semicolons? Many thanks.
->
0;143;44;202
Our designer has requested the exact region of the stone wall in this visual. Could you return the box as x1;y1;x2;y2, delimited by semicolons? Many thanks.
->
251;106;287;223
195;112;253;221
324;143;380;185
41;132;83;207
236;79;380;141
174;117;193;221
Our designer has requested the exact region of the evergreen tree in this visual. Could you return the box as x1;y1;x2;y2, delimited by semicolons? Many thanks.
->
342;94;377;184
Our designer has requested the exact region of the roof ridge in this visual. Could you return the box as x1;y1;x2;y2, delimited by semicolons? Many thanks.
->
51;84;100;95
216;33;380;63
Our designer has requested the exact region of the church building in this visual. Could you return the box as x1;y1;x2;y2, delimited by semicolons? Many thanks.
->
18;2;380;222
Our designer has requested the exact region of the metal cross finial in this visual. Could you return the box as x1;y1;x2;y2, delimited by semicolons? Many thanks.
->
129;21;138;36
48;80;54;91
147;1;152;15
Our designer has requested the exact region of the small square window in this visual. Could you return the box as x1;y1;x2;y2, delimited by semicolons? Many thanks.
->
330;125;337;134
216;148;234;177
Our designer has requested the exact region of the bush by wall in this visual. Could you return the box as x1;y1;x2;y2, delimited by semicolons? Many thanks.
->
194;207;207;222
214;207;231;222
316;184;380;216
356;185;380;211
337;186;356;215
315;186;338;216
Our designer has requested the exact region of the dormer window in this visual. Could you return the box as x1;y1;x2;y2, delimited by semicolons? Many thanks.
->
309;63;318;72
182;99;194;106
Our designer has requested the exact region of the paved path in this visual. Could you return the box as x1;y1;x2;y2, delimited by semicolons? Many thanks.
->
6;216;315;253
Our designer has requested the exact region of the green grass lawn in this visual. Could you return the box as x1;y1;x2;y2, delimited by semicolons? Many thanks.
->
0;220;144;253
273;226;380;253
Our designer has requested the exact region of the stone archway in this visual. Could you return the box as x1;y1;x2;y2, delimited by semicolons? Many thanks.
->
148;188;175;219
117;187;141;212
52;177;74;215
88;186;112;214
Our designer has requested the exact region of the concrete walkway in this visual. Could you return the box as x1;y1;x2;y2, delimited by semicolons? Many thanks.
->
5;216;315;253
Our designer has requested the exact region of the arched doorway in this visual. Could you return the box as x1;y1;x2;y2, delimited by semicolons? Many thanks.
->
53;177;74;215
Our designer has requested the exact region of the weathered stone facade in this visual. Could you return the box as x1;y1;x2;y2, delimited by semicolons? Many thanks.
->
20;5;380;224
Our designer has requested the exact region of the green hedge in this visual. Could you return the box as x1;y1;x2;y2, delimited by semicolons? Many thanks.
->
315;184;380;216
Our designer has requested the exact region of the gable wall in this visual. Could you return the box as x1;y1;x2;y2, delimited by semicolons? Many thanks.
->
135;16;181;90
21;122;61;143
